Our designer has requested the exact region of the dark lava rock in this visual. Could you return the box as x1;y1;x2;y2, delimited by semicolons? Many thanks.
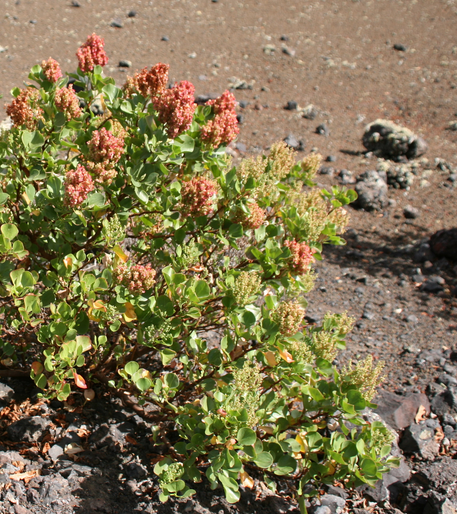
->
319;166;335;176
7;416;50;442
399;422;441;460
393;43;408;51
316;123;330;137
431;387;457;416
362;119;428;160
284;100;298;110
118;60;132;68
374;390;430;431
404;205;420;219
413;242;434;263
127;9;137;17
430;228;457;260
353;170;389;211
326;155;337;162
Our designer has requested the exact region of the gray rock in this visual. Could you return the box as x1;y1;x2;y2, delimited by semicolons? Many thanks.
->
319;494;346;513
404;205;420;219
374;390;430;431
302;104;318;120
283;134;305;151
399;422;441;460
319;166;335;176
339;169;356;184
119;60;132;68
326;155;337;162
431;388;457;416
110;19;123;28
362;119;427;160
127;10;137;17
424;494;457;514
353;170;389;211
387;164;415;189
48;444;64;462
0;383;14;403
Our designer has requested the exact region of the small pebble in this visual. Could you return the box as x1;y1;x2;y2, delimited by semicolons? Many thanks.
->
316;124;329;137
403;205;420;219
119;60;132;68
161;35;169;41
127;10;137;17
71;0;81;6
29;19;37;24
394;43;407;51
111;19;123;28
326;155;337;162
280;35;289;41
284;100;297;110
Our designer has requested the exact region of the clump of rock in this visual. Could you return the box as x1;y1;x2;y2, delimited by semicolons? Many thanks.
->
353;169;389;211
363;119;428;160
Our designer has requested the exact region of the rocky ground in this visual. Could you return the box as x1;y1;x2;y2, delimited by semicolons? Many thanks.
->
1;0;457;513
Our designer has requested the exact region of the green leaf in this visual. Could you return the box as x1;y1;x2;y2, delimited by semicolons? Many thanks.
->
1;224;18;240
164;373;179;389
253;451;274;468
125;361;140;376
228;224;243;238
160;349;176;365
274;454;297;476
237;427;256;446
0;192;9;205
136;377;152;392
102;83;121;102
24;294;41;314
194;279;210;299
208;348;223;367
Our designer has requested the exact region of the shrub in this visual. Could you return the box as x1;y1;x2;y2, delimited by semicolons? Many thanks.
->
0;34;398;511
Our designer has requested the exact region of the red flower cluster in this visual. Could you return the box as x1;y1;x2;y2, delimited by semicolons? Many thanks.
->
89;128;124;163
41;57;62;83
181;177;218;217
54;85;81;120
113;263;156;294
86;128;125;183
153;81;196;138
76;33;108;73
201;90;239;148
284;240;316;275
5;88;43;130
123;63;169;98
64;165;95;207
234;201;265;229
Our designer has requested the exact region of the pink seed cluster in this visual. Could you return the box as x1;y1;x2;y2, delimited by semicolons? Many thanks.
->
86;128;125;183
76;33;108;73
89;128;125;163
123;63;169;98
64;165;95;207
201;90;239;148
54;85;82;120
113;263;156;294
181;177;218;217
41;57;63;83
284;240;316;275
234;201;265;230
153;81;196;138
5;88;43;130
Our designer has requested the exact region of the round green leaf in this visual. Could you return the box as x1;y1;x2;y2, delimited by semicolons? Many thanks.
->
253;451;273;468
124;361;140;376
1;224;18;240
237;427;256;446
